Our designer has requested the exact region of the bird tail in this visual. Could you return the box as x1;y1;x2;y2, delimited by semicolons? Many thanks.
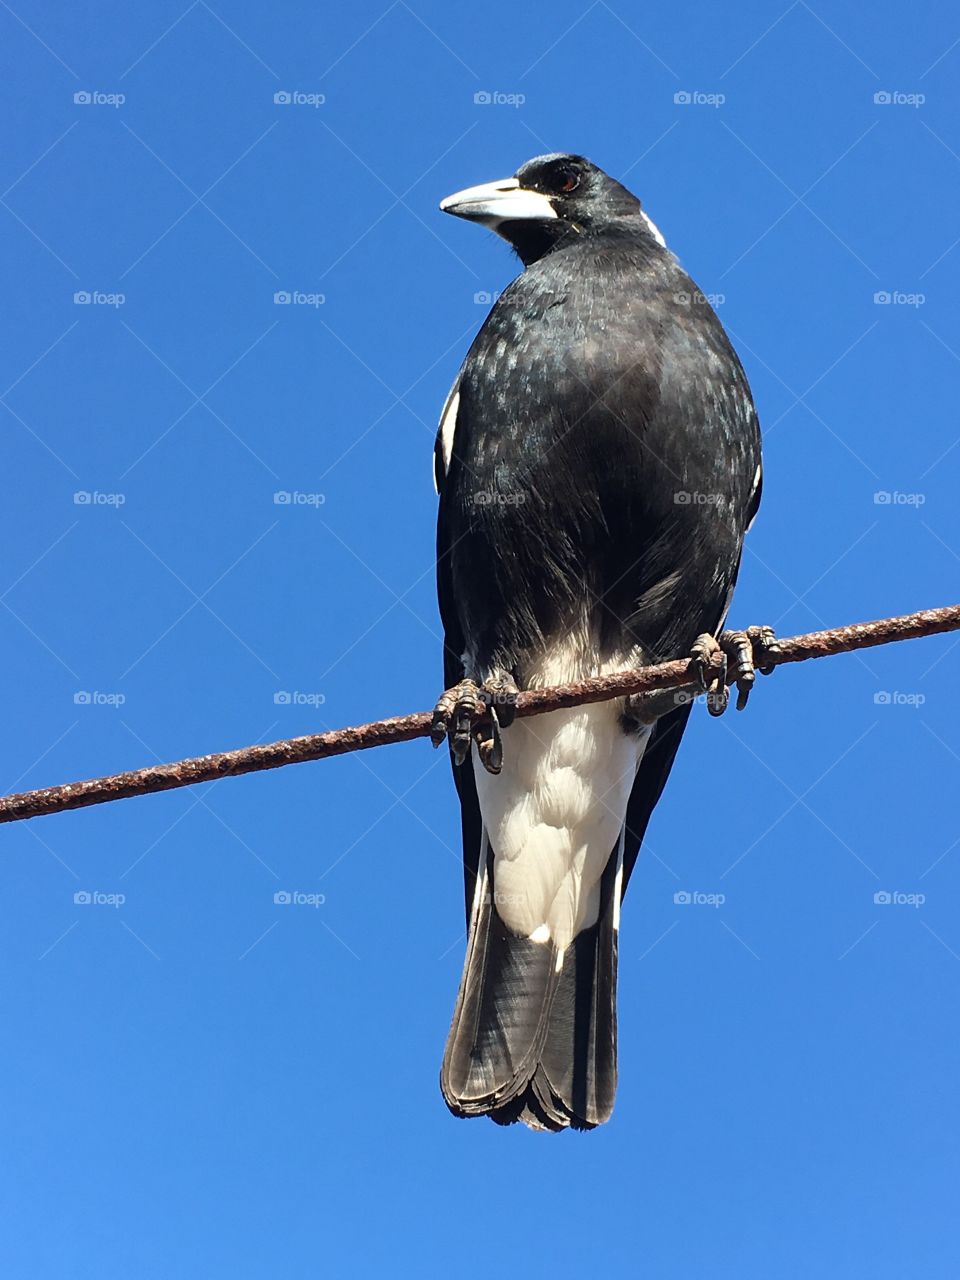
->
440;836;620;1131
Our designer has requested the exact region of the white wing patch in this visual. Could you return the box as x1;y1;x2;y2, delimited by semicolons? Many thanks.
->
433;380;460;493
745;462;762;532
473;634;650;951
640;210;667;248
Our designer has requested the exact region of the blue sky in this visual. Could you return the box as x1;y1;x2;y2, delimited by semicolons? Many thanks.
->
2;1;960;1275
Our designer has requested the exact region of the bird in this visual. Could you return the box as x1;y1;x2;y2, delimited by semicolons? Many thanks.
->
431;153;773;1131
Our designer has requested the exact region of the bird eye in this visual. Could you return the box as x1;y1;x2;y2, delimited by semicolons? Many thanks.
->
555;169;580;194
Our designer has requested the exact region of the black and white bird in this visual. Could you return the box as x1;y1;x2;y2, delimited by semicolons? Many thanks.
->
431;153;773;1131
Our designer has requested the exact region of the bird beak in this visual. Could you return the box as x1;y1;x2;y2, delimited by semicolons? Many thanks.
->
439;177;558;225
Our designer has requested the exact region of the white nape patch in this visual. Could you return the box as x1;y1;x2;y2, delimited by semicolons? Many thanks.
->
474;633;650;951
640;210;667;248
434;382;460;491
529;924;550;944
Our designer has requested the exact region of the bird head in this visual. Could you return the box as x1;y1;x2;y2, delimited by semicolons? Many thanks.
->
439;153;664;265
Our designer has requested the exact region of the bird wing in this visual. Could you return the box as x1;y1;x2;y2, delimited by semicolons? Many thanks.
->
435;385;483;922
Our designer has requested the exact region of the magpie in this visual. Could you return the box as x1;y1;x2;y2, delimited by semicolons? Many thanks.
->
431;153;773;1131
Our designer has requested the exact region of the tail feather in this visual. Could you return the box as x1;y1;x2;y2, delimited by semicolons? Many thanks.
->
537;852;620;1127
441;836;621;1130
441;840;558;1112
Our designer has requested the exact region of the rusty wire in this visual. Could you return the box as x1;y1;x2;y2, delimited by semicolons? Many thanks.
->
1;604;957;825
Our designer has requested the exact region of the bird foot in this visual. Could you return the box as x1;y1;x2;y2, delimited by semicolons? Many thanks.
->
691;625;780;716
430;674;518;774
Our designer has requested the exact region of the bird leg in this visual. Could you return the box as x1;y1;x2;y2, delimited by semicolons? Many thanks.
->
692;625;781;716
430;673;519;774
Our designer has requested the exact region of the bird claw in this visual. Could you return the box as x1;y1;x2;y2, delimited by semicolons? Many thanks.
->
721;625;781;710
691;633;729;716
481;673;518;730
474;705;503;774
745;624;781;676
430;673;518;774
690;625;780;716
431;679;485;765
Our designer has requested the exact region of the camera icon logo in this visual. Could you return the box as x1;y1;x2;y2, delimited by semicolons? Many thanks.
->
874;91;892;105
674;91;692;105
274;891;292;904
473;91;492;104
274;290;291;304
274;91;292;105
273;691;292;705
674;890;692;905
74;91;92;105
74;890;92;904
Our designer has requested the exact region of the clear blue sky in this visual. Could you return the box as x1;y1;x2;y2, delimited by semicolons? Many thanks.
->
2;2;959;1275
